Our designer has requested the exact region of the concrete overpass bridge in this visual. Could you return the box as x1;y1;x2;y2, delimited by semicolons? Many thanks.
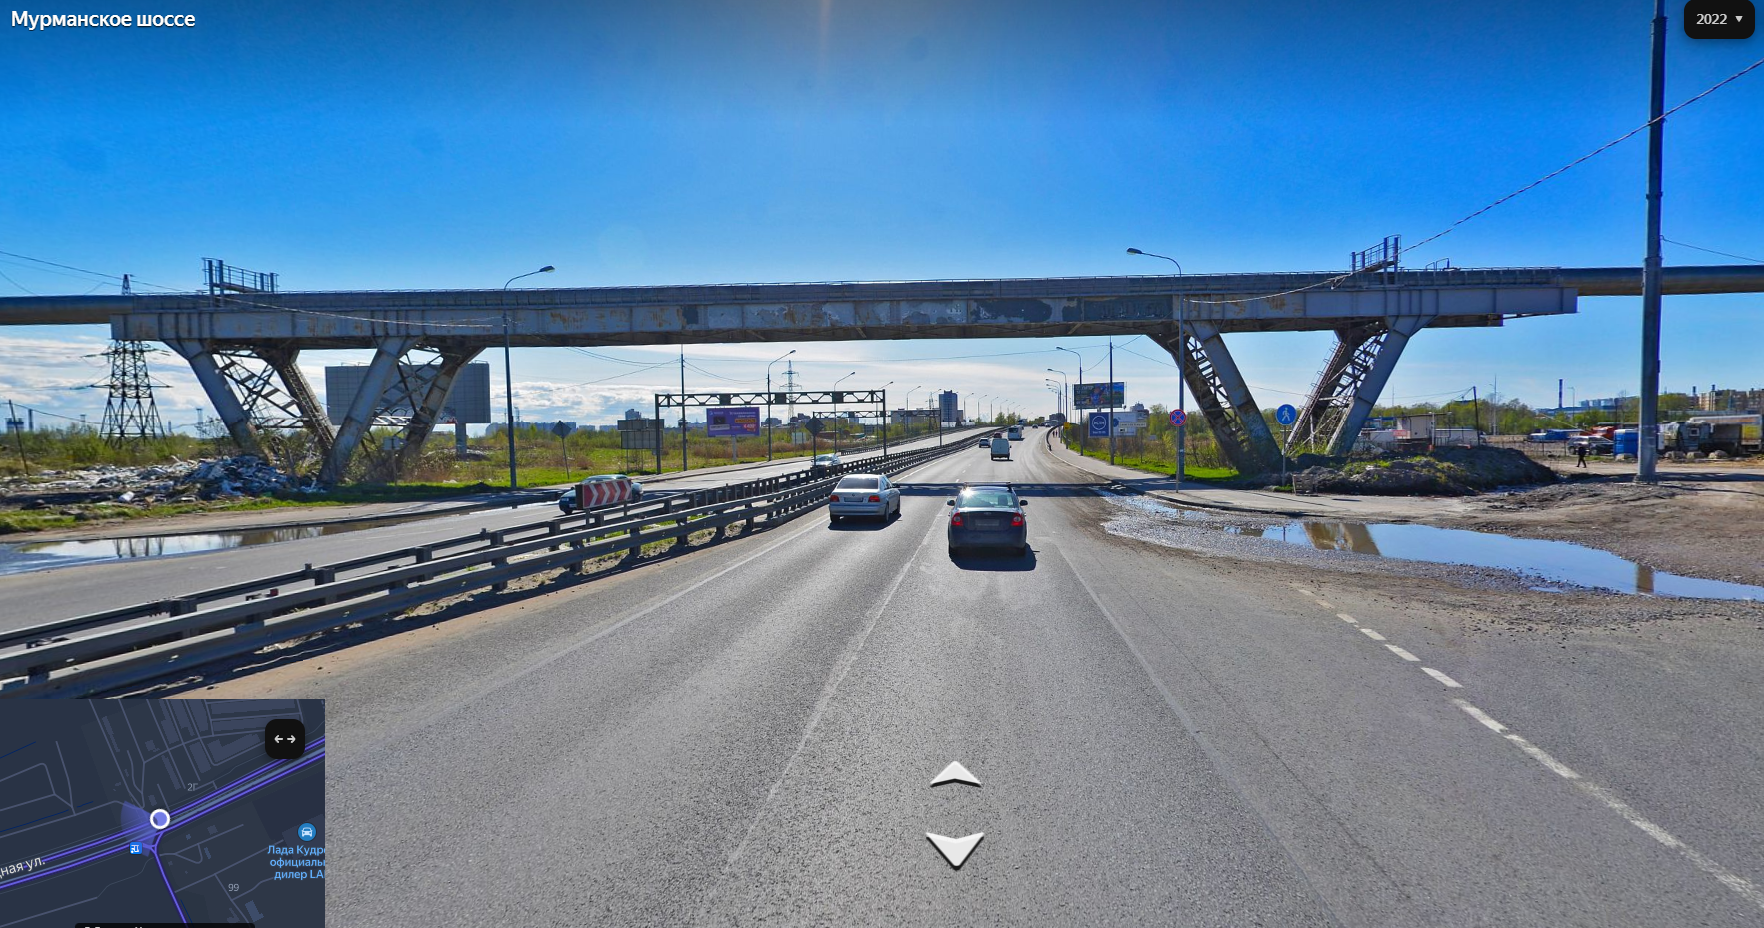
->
2;264;1760;482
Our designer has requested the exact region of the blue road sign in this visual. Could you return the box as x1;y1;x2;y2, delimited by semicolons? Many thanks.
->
1169;409;1187;427
1276;403;1298;425
129;843;143;854
299;823;316;841
1088;412;1110;437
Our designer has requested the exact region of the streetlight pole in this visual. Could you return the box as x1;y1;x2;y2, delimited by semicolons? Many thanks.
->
833;371;856;452
1637;0;1666;483
1055;345;1082;452
766;349;795;462
1046;368;1068;422
1129;248;1186;487
879;380;893;456
904;385;921;439
501;265;554;490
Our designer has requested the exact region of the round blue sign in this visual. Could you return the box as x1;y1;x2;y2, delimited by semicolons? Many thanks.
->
298;823;316;841
1275;404;1298;425
1169;409;1187;427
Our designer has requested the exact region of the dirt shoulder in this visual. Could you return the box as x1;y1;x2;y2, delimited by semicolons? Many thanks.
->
1431;469;1764;587
3;494;534;542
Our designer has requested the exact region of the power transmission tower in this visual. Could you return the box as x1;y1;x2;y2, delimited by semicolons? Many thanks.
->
98;274;167;445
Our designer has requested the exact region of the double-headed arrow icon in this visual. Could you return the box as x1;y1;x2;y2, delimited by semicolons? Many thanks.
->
926;761;984;869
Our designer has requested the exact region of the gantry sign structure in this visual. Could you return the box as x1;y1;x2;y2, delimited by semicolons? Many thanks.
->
654;388;888;473
3;263;1763;480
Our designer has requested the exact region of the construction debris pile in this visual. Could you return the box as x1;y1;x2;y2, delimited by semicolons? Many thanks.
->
0;455;316;509
1289;446;1557;497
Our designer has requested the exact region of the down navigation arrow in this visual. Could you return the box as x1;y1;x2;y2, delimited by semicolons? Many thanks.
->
926;832;984;868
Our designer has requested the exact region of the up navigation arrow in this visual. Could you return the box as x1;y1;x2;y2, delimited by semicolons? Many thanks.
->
926;832;984;869
930;761;980;788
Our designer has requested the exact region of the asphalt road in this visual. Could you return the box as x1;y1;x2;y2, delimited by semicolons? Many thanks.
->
0;427;985;629
200;429;1764;927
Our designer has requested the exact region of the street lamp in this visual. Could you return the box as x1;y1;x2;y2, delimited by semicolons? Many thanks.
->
501;265;554;489
1129;248;1187;488
1046;368;1068;422
833;371;856;452
879;381;893;455
965;392;976;426
904;385;922;436
765;349;795;461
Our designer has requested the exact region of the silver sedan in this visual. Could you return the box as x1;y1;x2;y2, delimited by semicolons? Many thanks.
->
828;473;901;523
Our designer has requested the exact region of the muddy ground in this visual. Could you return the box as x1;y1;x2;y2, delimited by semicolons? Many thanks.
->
1431;468;1764;588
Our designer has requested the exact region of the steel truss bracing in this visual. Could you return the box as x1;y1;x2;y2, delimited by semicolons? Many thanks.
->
1292;315;1434;456
169;337;481;484
96;340;166;445
1149;323;1282;474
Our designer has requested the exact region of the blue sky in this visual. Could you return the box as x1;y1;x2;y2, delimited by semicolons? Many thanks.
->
1;0;1759;430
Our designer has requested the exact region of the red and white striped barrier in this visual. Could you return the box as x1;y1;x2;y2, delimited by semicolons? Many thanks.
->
576;478;635;508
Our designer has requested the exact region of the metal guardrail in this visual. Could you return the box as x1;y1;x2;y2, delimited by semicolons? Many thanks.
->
0;431;984;697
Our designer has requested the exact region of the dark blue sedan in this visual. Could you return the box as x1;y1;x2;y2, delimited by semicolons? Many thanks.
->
946;484;1028;556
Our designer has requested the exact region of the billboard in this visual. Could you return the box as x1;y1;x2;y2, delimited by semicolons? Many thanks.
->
325;362;491;424
706;406;761;437
1074;382;1125;409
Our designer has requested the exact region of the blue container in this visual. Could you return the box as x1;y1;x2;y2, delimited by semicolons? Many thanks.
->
1612;429;1638;456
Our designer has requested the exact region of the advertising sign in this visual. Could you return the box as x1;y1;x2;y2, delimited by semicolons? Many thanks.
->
707;406;761;437
1074;382;1125;409
1088;412;1110;437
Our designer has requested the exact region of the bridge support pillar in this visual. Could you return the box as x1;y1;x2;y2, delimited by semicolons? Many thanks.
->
1150;323;1282;474
382;345;482;480
167;339;265;458
258;345;337;462
1288;322;1384;454
1322;315;1433;456
320;336;417;484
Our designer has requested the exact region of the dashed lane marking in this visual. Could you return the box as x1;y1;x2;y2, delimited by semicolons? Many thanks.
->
1422;667;1462;688
1448;698;1764;914
1384;645;1419;662
1358;628;1387;641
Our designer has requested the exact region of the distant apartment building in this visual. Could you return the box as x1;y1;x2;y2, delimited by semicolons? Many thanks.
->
1696;386;1763;413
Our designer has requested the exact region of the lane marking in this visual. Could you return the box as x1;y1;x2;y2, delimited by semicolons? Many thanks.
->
1358;628;1387;641
1336;613;1357;623
1316;600;1334;609
1452;700;1506;733
1421;667;1462;688
1448;699;1764;914
1384;645;1419;662
718;502;945;871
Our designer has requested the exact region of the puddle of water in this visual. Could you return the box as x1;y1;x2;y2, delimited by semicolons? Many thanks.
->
0;519;418;577
1254;519;1764;601
1097;489;1764;601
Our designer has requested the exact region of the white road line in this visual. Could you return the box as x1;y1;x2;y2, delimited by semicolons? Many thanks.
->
1506;733;1579;779
1448;699;1764;914
1451;699;1507;733
1384;645;1419;661
1336;613;1357;623
1421;667;1462;688
1358;628;1386;641
1316;600;1334;609
1577;781;1764;911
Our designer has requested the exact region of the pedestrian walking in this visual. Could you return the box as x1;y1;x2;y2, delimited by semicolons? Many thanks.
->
1575;443;1589;468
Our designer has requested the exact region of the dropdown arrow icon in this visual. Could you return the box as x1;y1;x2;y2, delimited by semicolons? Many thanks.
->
926;831;984;868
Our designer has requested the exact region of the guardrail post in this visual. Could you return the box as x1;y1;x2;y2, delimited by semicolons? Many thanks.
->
168;598;198;617
492;557;509;592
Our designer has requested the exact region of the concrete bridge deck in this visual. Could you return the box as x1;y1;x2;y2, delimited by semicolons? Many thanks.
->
2;264;1758;482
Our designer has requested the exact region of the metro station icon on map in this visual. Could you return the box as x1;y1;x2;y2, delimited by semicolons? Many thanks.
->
128;843;142;855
